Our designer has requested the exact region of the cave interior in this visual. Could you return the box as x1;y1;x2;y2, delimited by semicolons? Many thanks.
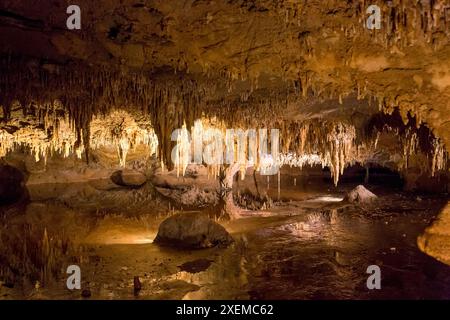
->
0;0;449;300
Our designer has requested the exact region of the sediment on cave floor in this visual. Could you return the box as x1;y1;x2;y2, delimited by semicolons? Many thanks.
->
0;0;450;300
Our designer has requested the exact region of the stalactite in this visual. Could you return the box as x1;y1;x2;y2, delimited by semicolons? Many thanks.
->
0;109;158;166
431;138;447;177
354;0;450;50
368;108;449;176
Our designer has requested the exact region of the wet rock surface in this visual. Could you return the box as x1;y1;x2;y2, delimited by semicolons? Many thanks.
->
344;185;378;204
178;259;213;274
154;212;233;249
111;170;147;188
418;202;450;266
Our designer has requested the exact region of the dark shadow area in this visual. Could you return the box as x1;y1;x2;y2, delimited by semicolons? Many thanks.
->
0;164;29;206
338;164;404;189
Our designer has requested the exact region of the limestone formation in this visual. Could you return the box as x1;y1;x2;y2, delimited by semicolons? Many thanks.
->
418;202;450;266
154;212;233;249
110;169;147;188
344;185;378;204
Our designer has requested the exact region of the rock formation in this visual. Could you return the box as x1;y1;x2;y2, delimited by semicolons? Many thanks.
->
418;202;450;266
154;212;233;249
344;185;378;204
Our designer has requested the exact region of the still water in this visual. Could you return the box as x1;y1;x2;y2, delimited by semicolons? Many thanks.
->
0;181;449;300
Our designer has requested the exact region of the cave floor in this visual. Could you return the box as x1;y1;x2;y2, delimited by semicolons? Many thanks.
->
1;183;450;300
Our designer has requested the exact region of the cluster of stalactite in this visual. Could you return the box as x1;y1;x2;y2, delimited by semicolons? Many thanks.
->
0;105;158;165
375;125;447;176
0;101;81;162
90;110;158;166
367;108;449;177
0;56;209;166
352;0;450;50
172;117;360;186
0;57;336;170
270;0;450;52
277;120;359;185
0;53;448;180
278;115;448;185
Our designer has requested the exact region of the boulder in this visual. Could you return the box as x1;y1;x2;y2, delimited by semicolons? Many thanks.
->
111;169;146;187
418;202;450;266
154;212;233;249
344;185;377;204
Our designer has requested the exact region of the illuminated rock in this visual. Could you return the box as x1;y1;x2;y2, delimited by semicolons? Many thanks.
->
418;202;450;266
110;169;147;188
154;212;233;249
344;185;377;204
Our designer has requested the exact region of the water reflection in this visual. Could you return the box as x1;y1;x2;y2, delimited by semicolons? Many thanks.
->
1;181;450;300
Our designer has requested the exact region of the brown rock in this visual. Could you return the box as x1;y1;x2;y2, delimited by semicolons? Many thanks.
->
111;170;146;188
154;212;233;249
133;276;142;293
418;202;450;266
344;185;377;204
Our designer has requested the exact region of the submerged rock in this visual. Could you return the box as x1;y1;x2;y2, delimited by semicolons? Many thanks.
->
154;212;233;249
344;185;377;204
111;169;146;187
156;186;218;207
178;259;213;273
